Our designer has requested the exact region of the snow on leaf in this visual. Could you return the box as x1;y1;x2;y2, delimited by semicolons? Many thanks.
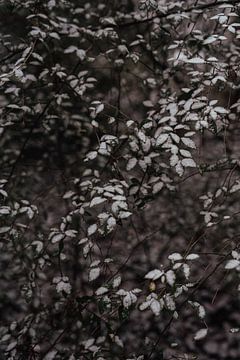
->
186;254;199;260
90;197;106;207
89;267;100;281
0;189;8;197
95;286;108;295
145;269;163;280
181;137;196;149
183;263;190;279
51;233;65;244
0;226;11;234
198;305;206;319
88;224;97;236
168;253;183;261
113;276;121;288
175;162;184;176
170;154;179;167
214;106;229;114
203;35;218;45
118;211;132;219
156;133;168;146
186;57;205;64
64;46;76;54
63;229;76;238
123;292;137;308
180;149;191;158
225;259;240;269
166;270;176;286
153;182;164;194
150;299;161;315
86;151;98;161
194;328;208;341
181;158;196;168
126;158;137;171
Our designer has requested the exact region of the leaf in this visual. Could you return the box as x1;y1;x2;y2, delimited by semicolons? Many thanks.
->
180;149;191;158
175;162;184;176
123;292;137;308
0;226;10;234
89;267;100;281
95;286;108;295
186;254;199;260
118;211;132;219
170;154;179;167
181;137;196;149
168;253;182;261
65;229;77;237
194;328;208;341
64;45;77;54
225;259;240;269
182;158;196;168
113;276;121;288
186;57;205;64
88;224;97;236
76;49;86;60
156;133;168;146
90;197;106;207
0;189;8;197
198;305;206;319
145;269;163;280
166;270;176;286
153;182;164;194
214;106;229;114
126;158;137;171
203;35;218;45
86;151;98;161
150;299;161;315
51;233;65;244
183;263;190;279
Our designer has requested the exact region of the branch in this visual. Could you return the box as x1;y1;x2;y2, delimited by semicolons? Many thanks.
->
119;0;240;28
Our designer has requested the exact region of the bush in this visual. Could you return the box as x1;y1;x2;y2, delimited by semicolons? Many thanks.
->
0;1;240;359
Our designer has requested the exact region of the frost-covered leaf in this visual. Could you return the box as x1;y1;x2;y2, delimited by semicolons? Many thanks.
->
186;57;205;64
51;233;65;244
225;259;240;269
95;286;108;295
90;197;107;207
89;267;100;281
182;158;196;168
150;299;161;315
181;137;196;149
166;270;176;286
168;253;183;261
88;224;97;236
186;254;199;260
126;158;137;171
156;134;168;146
145;269;163;280
194;328;208;341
